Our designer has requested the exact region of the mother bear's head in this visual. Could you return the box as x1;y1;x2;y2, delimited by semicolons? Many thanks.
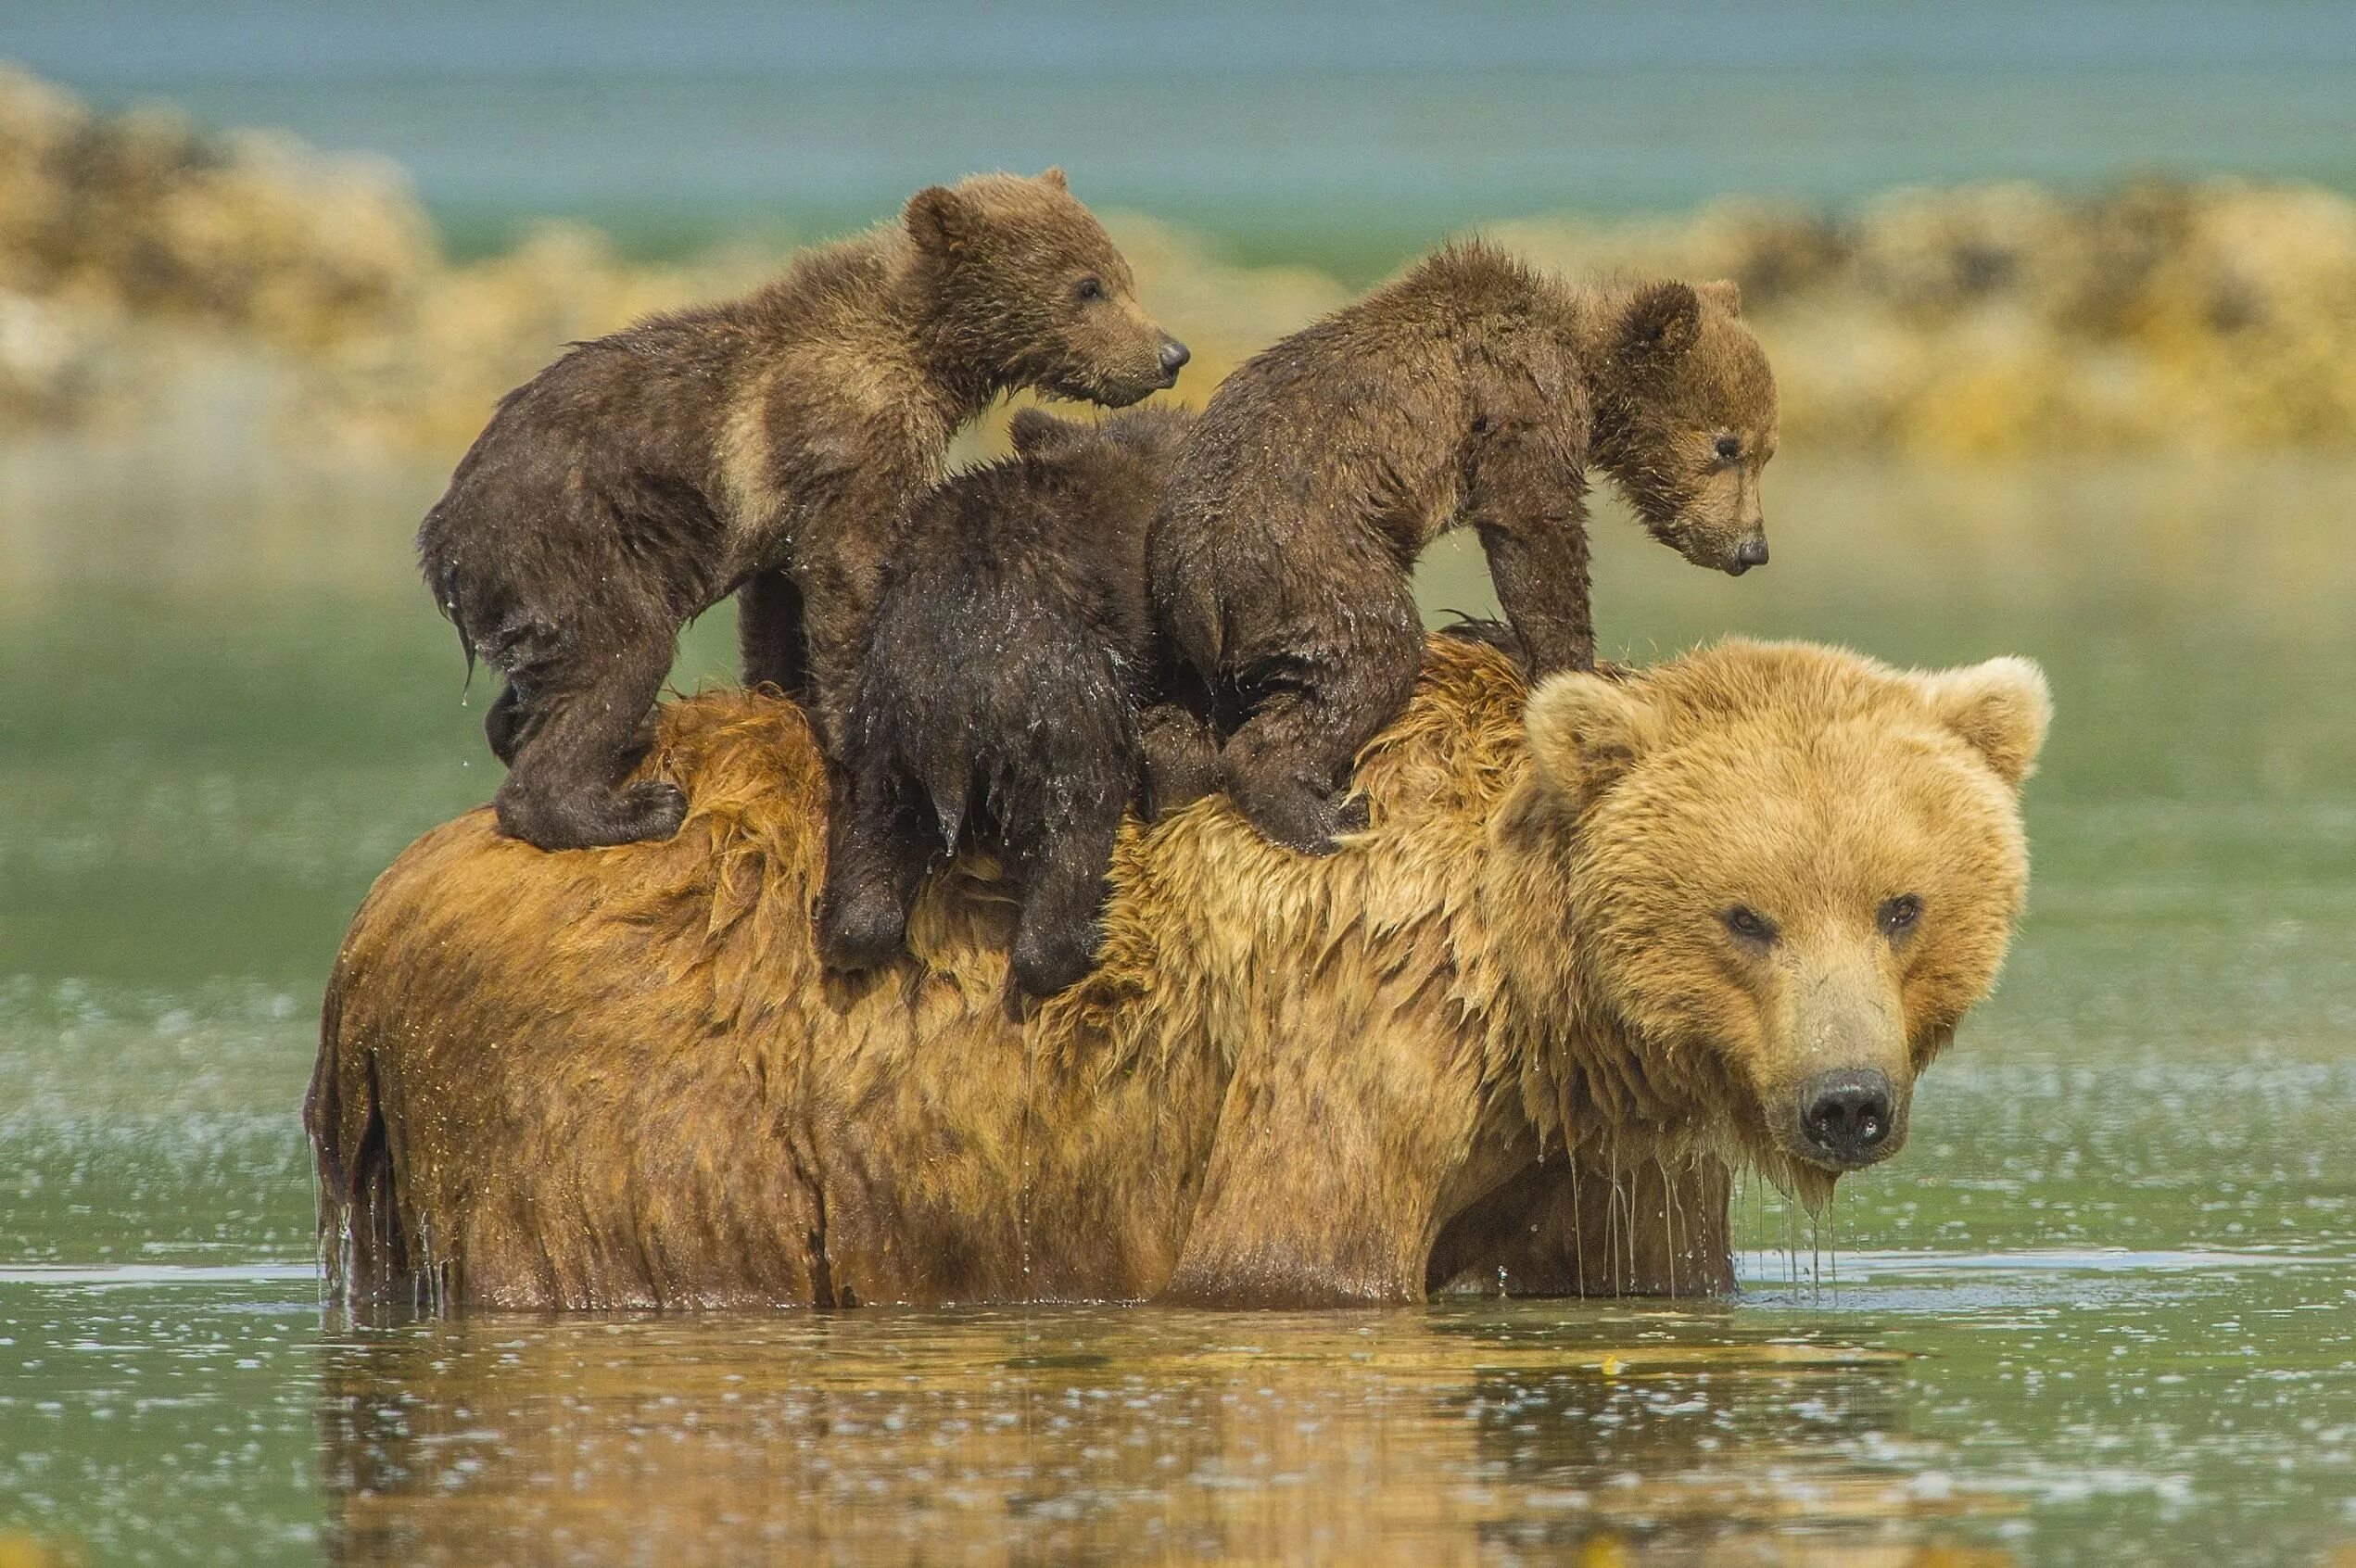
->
1486;639;2051;1206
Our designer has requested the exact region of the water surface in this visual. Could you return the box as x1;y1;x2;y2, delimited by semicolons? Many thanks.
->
1;455;2352;1563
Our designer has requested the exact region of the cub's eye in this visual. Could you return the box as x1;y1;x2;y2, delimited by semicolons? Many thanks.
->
1073;276;1105;302
1722;904;1778;944
1714;435;1742;462
1880;893;1923;938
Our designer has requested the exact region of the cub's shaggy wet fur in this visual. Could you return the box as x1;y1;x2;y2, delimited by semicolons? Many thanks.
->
1149;241;1779;852
418;170;1186;850
820;406;1209;996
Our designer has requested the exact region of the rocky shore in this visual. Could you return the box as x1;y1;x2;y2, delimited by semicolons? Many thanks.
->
5;62;2353;458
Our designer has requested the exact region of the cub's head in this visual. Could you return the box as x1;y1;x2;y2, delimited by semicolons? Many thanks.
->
906;170;1188;409
1007;404;1196;469
1512;640;2048;1204
1592;280;1778;576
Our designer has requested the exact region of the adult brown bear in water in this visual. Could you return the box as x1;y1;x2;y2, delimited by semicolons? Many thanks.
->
308;635;2046;1310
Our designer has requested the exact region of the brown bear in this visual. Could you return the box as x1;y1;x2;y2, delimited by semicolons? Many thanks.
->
1147;240;1778;852
416;169;1188;852
819;404;1212;998
308;633;2046;1310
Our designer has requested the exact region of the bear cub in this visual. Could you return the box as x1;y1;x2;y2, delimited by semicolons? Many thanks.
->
820;406;1209;998
1147;240;1778;853
418;170;1188;851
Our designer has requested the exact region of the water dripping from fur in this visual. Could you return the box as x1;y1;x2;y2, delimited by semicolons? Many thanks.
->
1568;1157;1587;1299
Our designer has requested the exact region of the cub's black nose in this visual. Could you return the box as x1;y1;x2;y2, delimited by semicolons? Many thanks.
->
1158;337;1191;380
1800;1069;1894;1165
1729;536;1770;575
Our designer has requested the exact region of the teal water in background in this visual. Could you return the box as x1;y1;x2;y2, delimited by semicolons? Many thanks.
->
1;455;2352;1562
13;0;2356;272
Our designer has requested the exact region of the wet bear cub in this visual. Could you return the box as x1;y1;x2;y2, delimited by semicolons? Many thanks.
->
820;406;1206;997
418;170;1188;851
1149;240;1779;853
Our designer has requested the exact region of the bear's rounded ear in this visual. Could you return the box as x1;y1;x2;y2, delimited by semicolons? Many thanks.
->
1696;277;1742;316
1008;407;1087;457
1524;670;1663;799
1037;166;1069;192
1617;281;1703;366
905;184;976;258
1911;656;2052;789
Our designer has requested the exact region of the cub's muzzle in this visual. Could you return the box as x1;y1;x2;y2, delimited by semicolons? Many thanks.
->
1157;335;1191;385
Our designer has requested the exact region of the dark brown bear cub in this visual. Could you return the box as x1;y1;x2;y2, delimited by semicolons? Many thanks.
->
820;406;1206;997
418;170;1188;851
1147;240;1777;854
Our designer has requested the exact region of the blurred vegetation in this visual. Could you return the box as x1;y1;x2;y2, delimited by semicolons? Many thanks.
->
6;59;2356;461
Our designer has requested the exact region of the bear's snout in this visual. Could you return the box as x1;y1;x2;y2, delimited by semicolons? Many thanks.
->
1798;1068;1895;1167
1157;335;1191;385
1727;534;1769;575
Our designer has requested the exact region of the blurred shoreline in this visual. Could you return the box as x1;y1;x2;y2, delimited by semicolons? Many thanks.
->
19;0;2356;275
6;56;2356;613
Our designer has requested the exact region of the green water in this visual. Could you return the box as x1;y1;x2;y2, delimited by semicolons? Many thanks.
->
2;455;2353;1564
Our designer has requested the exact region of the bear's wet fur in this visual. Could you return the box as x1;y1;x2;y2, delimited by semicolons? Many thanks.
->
1148;240;1779;853
819;405;1210;997
416;170;1187;851
308;635;2046;1310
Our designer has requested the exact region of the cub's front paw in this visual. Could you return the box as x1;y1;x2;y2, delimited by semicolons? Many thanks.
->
818;894;909;974
617;780;689;843
1231;780;1365;855
1011;922;1102;998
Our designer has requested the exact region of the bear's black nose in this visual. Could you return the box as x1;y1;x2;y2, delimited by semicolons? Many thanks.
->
1158;337;1191;381
1800;1069;1894;1165
1730;536;1769;574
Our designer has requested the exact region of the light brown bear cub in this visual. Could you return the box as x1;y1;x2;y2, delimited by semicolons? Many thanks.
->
1148;239;1776;853
418;170;1187;851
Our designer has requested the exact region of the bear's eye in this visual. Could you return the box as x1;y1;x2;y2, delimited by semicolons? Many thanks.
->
1880;893;1923;938
1714;435;1742;462
1073;276;1105;302
1722;904;1778;944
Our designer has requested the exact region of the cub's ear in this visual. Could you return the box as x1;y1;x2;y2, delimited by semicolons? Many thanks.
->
1008;407;1089;457
1525;670;1663;799
1617;281;1703;365
1037;166;1069;192
1696;277;1742;316
905;184;976;257
1911;656;2052;789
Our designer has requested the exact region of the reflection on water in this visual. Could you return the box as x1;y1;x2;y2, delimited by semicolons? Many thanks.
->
313;1302;1930;1566
2;1246;2350;1565
2;456;2354;1562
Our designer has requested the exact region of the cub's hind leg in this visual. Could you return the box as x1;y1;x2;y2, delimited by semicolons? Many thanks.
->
1214;584;1422;855
490;628;685;851
1007;780;1128;998
817;757;937;974
736;569;808;702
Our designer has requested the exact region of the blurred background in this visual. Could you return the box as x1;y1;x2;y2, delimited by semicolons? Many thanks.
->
2;5;2353;1564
